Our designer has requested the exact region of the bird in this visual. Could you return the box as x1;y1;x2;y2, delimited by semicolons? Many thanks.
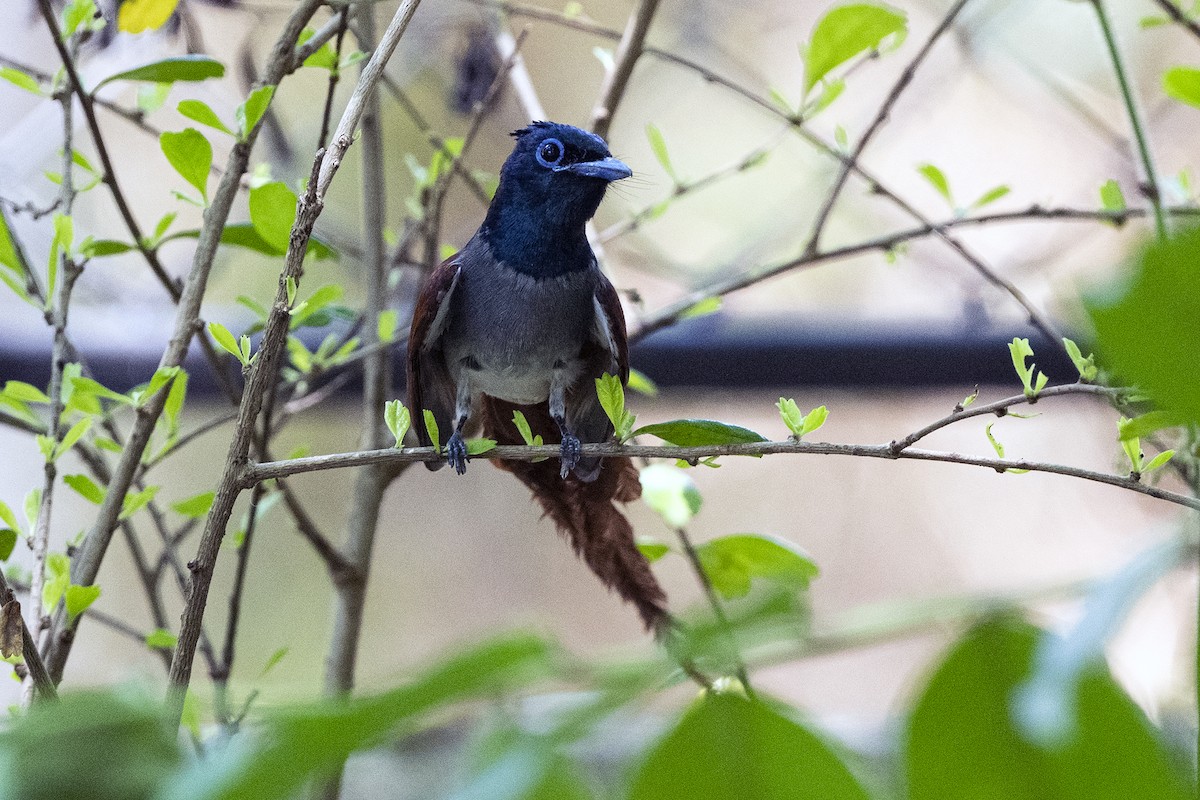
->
407;121;670;635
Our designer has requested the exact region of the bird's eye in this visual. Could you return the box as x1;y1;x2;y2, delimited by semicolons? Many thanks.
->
536;138;565;168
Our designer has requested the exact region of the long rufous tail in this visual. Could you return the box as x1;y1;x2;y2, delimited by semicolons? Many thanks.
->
480;396;670;632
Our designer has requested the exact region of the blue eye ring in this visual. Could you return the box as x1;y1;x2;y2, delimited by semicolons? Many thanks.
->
535;138;565;168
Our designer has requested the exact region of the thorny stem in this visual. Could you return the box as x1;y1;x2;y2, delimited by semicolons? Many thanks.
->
1089;0;1168;241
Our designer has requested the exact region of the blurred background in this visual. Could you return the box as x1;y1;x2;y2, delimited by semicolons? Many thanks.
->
0;0;1197;793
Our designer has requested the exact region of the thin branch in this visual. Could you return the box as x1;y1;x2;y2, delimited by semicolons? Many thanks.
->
0;575;56;702
589;0;662;138
627;204;1184;342
41;0;328;685
166;0;425;728
245;438;1200;512
804;0;971;255
1150;0;1200;43
888;384;1126;453
315;7;351;152
674;527;755;698
1090;0;1167;240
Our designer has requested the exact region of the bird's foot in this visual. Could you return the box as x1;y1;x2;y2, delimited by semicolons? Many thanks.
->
446;431;469;475
559;433;581;478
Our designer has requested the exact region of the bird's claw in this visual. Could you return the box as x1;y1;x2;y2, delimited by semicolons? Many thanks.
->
446;431;469;475
559;434;581;478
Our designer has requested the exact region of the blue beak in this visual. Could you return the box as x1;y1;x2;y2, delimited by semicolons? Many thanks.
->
565;156;633;182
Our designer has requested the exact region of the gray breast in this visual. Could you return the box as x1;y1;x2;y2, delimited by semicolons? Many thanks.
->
442;259;598;404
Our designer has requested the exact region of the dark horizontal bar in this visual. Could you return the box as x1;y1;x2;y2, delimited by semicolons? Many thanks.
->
0;313;1076;396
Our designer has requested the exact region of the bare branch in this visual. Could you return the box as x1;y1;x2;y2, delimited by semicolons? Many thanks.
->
589;0;662;138
244;437;1200;513
166;0;426;727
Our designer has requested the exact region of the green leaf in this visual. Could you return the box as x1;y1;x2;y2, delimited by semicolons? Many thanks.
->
511;411;544;450
695;534;819;600
0;530;15;562
804;3;907;93
208;322;247;366
166;223;336;261
630;693;871;800
1012;539;1182;747
171;491;214;518
1143;449;1175;473
645;123;678;182
63;474;105;505
23;489;41;533
384;400;410;448
636;536;671;562
0;67;42;96
1099;179;1126;213
0;502;18;537
81;239;134;258
145;628;178;650
985;421;1006;459
1062;337;1098;382
71;376;134;407
423;410;441;451
236;85;276;140
117;0;180;33
261;646;289;678
467;438;497;455
2;381;50;404
1087;227;1200;424
971;184;1011;210
377;309;399;343
55;417;92;461
119;485;159;521
95;55;224;91
298;27;338;70
639;464;701;528
290;284;343;329
249;181;297;254
0;689;182;800
176;100;233;136
64;584;100;622
596;373;635;441
166;633;557;800
917;163;953;204
679;296;722;320
1117;410;1185;441
1163;66;1200;110
42;552;68;612
1008;337;1047;399
626;368;658;397
634;419;766;448
159;128;211;203
907;616;1190;800
163;369;187;430
62;0;104;36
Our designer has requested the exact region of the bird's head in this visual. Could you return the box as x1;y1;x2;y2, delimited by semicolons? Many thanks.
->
481;122;631;274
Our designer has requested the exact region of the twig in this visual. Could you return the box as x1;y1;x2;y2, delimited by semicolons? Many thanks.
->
589;0;662;138
0;574;56;702
244;438;1200;512
315;7;351;152
26;31;85;705
1090;0;1167;240
888;384;1126;453
41;0;328;686
804;0;971;255
1149;0;1200;48
674;527;755;698
166;0;426;728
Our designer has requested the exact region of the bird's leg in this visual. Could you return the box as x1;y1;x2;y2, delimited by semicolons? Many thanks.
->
446;372;473;475
549;365;580;479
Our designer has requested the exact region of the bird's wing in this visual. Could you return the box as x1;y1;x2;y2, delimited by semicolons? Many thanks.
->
592;273;630;384
407;255;462;463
